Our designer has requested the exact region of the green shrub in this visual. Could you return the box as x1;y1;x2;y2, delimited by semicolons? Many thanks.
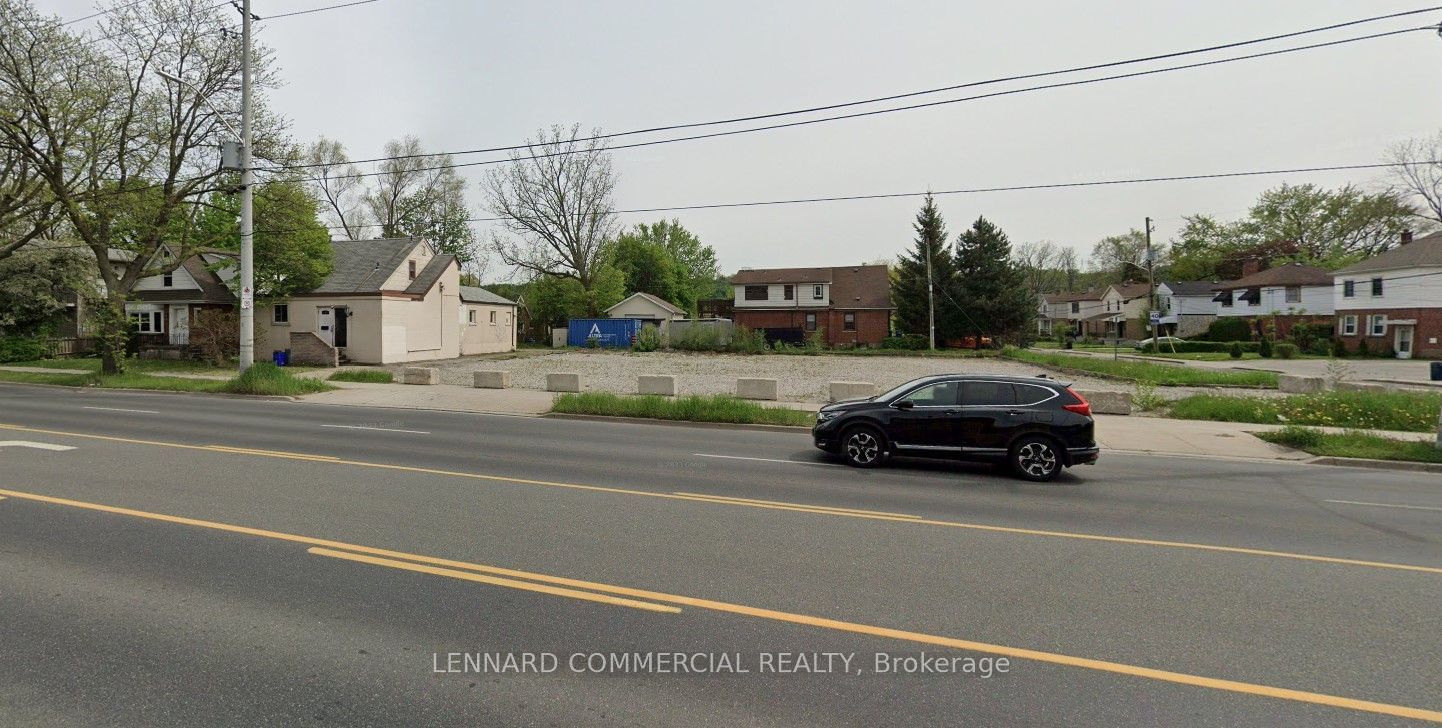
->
1265;425;1325;449
1273;342;1299;359
671;323;724;351
1378;344;1397;359
1133;381;1167;412
221;362;333;395
634;324;661;352
1356;338;1370;356
1140;340;1258;354
327;369;393;383
1202;317;1252;342
1257;338;1273;358
1331;338;1348;357
584;335;600;349
1307;339;1331;356
1288;322;1327;351
804;326;827;353
726;325;768;354
880;334;928;350
0;334;49;363
1228;341;1243;359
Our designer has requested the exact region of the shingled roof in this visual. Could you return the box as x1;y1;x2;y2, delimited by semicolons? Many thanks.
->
403;254;456;296
1214;262;1332;289
313;238;423;294
459;285;516;306
730;265;892;308
1334;231;1442;274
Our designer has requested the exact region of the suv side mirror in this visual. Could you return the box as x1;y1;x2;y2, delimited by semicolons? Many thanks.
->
894;400;915;410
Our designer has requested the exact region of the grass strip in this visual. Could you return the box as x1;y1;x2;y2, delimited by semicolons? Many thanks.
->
1005;348;1277;388
1167;391;1440;432
552;392;815;427
1258;426;1442;463
327;369;394;383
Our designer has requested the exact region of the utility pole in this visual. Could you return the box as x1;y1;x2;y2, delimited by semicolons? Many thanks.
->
926;239;936;350
1144;216;1157;339
238;0;255;372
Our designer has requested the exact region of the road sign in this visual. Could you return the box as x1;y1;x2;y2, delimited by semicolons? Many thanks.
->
241;286;253;310
1149;311;1161;325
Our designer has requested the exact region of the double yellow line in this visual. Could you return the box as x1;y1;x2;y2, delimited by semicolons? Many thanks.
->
0;486;1439;723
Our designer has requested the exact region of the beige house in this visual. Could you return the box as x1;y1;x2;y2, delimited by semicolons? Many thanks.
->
605;291;687;334
256;237;464;365
1094;282;1153;339
460;286;518;355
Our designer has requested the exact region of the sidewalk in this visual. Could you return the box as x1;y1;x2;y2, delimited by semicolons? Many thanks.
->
301;381;555;415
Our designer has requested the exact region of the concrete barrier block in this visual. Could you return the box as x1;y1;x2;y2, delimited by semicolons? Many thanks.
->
546;372;582;392
736;377;778;400
829;381;876;402
638;375;676;396
1278;374;1327;394
473;370;510;389
1078;390;1132;415
401;367;439;385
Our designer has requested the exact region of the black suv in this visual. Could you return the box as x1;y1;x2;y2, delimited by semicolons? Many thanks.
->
812;374;1099;481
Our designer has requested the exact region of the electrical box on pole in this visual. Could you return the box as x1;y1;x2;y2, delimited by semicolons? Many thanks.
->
220;141;243;172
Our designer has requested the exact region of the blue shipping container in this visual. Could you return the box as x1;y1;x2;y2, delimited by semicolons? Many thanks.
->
567;318;644;348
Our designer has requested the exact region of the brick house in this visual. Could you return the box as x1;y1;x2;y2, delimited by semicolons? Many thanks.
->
729;265;891;346
1211;261;1334;340
1332;230;1442;359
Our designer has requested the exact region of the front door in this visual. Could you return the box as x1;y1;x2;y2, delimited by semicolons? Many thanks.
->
1395;325;1415;360
333;306;349;348
888;380;960;452
168;305;189;345
317;307;335;346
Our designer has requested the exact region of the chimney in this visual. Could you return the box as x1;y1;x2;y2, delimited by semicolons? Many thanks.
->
1401;230;1413;245
1241;258;1262;277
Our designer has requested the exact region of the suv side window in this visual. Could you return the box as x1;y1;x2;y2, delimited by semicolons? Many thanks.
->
904;381;959;407
1013;384;1056;406
961;381;1016;406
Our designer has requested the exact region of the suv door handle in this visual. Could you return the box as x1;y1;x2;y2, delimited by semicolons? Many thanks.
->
1005;409;1024;415
944;409;960;415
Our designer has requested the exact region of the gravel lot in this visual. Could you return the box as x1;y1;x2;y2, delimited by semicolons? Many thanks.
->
403;350;1266;403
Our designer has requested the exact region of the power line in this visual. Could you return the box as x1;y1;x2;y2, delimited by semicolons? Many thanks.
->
270;26;1437;182
260;0;380;21
270;6;1442;171
60;0;150;26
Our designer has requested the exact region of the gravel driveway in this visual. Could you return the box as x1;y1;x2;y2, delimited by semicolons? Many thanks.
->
403;350;1264;403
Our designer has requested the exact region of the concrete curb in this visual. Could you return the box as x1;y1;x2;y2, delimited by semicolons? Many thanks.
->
0;379;299;401
1305;456;1442;473
544;412;810;433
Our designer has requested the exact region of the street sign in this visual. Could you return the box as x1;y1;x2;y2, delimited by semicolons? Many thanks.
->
1149;311;1161;325
241;286;253;310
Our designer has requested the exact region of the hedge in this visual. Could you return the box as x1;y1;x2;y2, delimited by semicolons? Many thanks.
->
1140;340;1259;354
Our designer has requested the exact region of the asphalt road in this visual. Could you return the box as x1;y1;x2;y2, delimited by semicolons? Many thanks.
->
1;382;1440;726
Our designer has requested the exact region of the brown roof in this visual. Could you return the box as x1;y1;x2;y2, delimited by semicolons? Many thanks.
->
730;267;833;284
1044;290;1105;304
1108;282;1151;300
130;254;237;305
1334;231;1442;274
1214;263;1332;289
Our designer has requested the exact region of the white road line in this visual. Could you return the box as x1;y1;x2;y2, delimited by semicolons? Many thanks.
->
321;424;431;435
1324;499;1442;513
693;453;840;468
82;406;160;415
0;441;77;451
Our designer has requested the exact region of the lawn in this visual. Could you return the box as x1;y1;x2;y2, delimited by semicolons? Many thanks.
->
328;369;394;383
1167;391;1441;432
5;357;318;375
1004;348;1278;388
551;392;815;427
1258;426;1442;464
0;362;332;396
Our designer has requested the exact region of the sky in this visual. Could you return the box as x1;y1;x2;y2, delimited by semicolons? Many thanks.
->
40;0;1442;279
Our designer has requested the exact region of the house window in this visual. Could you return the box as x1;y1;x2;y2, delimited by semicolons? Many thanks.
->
162;272;173;287
812;284;823;300
272;304;289;324
1246;288;1260;306
467;309;476;325
1343;280;1355;298
1369;314;1386;337
1218;291;1233;308
783;284;794;301
1070;302;1079;314
1284;286;1300;303
744;285;768;301
804;313;817;331
843;312;856;331
408;260;417;280
129;311;163;334
1341;315;1357;336
1371;277;1383;296
489;310;497;325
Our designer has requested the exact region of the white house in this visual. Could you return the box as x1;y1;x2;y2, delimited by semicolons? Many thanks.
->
1155;281;1218;338
605;292;687;335
459;286;518;355
1212;263;1334;317
1332;230;1442;359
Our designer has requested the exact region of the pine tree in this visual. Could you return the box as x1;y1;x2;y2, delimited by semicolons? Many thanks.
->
952;216;1035;344
891;195;958;346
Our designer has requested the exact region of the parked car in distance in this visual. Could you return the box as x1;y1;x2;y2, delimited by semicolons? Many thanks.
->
1134;336;1185;350
812;374;1099;481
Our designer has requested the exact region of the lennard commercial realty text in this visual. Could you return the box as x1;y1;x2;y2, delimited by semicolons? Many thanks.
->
433;652;1010;678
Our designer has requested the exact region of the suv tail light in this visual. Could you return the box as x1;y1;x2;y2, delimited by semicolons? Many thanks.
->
1062;388;1092;417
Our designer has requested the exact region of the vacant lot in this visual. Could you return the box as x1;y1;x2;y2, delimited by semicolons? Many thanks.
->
407;350;1270;402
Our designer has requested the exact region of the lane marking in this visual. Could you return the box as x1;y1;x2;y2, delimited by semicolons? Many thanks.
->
672;492;920;519
1325;499;1442;513
0;487;1436;724
0;441;76;452
694;453;841;468
82;406;160;415
309;548;678;613
2;422;1440;576
321;424;431;435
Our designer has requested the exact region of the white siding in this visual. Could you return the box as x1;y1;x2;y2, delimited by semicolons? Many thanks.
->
1216;284;1332;316
1335;266;1442;311
733;282;829;308
133;264;200;292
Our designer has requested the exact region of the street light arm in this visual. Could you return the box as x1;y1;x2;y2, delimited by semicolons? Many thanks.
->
155;69;242;142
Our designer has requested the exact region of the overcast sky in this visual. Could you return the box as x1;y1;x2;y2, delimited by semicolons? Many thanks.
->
44;0;1442;278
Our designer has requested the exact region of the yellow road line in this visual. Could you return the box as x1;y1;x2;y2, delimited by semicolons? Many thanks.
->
308;547;678;613
672;491;920;519
0;486;1436;723
2;422;1439;576
205;445;341;462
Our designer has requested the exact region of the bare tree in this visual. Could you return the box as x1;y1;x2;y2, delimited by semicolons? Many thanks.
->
304;137;369;239
1388;132;1442;226
1056;246;1079;291
0;0;281;372
482;124;619;302
1012;240;1063;294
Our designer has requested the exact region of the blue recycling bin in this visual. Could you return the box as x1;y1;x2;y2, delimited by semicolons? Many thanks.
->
272;350;289;367
1431;361;1442;381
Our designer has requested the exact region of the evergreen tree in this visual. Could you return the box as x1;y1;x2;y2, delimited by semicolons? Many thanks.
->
952;216;1035;344
891;195;958;345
